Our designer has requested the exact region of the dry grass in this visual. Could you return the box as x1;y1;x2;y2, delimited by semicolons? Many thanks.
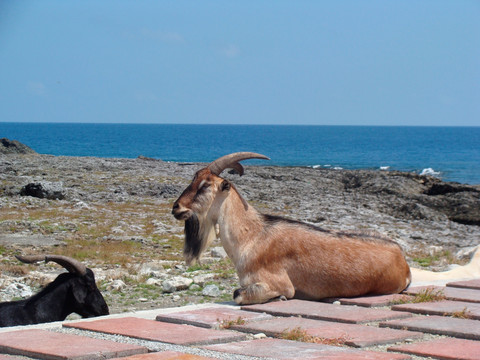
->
217;316;246;329
393;287;446;305
0;198;184;272
449;307;474;319
279;326;349;346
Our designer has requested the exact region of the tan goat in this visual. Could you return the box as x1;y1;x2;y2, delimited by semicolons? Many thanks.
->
172;152;479;304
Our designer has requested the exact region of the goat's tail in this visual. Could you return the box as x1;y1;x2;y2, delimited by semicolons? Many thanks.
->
410;245;480;286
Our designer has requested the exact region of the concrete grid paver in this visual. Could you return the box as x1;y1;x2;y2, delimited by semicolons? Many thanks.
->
0;328;147;359
233;317;423;347
64;316;247;345
155;307;273;328
230;316;424;348
392;299;480;319
447;279;480;290
334;294;414;307
388;337;480;360
242;299;413;323
110;351;218;360
202;338;411;359
380;314;480;340
405;285;480;303
0;278;479;360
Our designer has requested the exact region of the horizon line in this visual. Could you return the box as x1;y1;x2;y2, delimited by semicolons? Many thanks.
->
1;121;479;128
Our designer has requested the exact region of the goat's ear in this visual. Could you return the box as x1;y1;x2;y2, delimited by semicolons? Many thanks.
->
221;180;231;192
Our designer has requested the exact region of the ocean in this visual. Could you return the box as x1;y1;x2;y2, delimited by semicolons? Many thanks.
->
1;123;479;185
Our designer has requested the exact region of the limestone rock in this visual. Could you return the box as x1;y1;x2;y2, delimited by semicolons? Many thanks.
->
107;280;126;291
211;247;228;259
0;283;33;301
202;284;221;297
0;138;36;155
162;276;193;293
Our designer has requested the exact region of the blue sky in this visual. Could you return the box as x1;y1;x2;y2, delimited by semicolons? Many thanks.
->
0;1;478;126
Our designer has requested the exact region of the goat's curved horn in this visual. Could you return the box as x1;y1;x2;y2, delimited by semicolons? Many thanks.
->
16;255;87;276
207;152;270;176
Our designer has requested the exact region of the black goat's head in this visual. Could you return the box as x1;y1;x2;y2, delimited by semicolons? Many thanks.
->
16;254;109;318
68;268;109;318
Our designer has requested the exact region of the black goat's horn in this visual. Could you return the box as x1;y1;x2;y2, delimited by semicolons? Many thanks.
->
16;255;87;276
207;152;270;176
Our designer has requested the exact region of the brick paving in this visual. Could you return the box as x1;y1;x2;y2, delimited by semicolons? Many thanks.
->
447;279;480;290
334;294;414;307
404;285;480;303
388;338;480;360
65;317;247;345
110;352;218;360
155;307;273;328
380;314;480;340
0;329;147;359
0;279;479;360
241;299;413;323
229;316;423;348
203;338;411;359
391;299;480;319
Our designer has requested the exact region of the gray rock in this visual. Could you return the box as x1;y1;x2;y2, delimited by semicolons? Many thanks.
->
107;280;127;291
138;262;164;278
189;284;202;291
202;284;221;297
0;138;36;155
162;276;193;293
145;278;162;286
1;283;33;301
211;247;228;259
193;273;215;286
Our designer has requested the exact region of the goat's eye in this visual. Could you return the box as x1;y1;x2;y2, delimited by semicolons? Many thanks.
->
199;183;210;192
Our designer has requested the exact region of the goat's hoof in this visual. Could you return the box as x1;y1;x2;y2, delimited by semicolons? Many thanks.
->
233;288;245;305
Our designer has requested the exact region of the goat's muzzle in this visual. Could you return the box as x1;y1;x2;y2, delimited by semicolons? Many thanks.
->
172;202;192;221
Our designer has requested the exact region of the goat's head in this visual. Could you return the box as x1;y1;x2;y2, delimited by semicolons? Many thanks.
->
16;254;109;318
172;152;269;265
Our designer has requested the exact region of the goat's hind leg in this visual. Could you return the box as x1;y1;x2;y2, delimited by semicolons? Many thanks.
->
233;280;294;305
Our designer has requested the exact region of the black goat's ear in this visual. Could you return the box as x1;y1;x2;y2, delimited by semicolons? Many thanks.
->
221;180;231;192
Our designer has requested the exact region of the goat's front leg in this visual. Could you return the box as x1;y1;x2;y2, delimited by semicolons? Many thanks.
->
233;275;295;305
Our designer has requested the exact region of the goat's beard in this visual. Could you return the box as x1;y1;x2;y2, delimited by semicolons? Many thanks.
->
184;213;217;266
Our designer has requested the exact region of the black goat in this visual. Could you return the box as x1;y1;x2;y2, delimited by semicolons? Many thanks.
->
0;255;109;327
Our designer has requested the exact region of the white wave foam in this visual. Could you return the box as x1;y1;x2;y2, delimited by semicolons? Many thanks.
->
380;166;390;171
420;168;441;177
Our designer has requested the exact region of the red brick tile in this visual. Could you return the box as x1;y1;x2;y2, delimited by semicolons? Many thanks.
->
337;294;414;307
405;285;480;303
0;329;147;360
392;300;480;320
232;316;423;348
155;306;272;328
380;315;480;340
389;337;480;360
242;299;412;323
447;279;480;290
65;317;246;345
203;338;410;359
110;351;217;360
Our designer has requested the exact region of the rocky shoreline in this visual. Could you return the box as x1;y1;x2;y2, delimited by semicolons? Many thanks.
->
1;146;479;314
